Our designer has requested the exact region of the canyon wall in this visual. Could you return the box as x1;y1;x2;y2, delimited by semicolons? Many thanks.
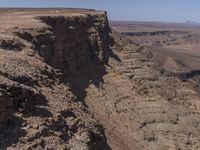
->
0;10;112;149
2;9;200;150
15;13;111;74
0;11;111;126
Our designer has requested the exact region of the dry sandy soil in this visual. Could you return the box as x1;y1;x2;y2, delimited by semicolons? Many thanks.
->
1;9;200;150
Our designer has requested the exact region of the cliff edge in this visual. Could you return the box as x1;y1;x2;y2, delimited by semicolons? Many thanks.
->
1;8;200;150
0;8;111;150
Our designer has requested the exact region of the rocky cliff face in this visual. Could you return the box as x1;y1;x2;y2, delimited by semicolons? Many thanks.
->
0;9;111;150
0;11;111;128
15;13;110;74
2;9;200;150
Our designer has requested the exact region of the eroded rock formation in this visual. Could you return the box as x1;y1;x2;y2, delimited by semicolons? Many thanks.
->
0;9;111;150
1;8;200;150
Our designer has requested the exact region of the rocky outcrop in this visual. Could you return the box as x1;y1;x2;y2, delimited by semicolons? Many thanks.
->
14;13;111;75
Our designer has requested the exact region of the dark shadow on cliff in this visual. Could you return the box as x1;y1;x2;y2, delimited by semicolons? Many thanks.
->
32;16;120;108
64;63;107;106
107;30;122;63
0;83;52;149
63;28;120;107
63;63;111;150
22;91;53;118
13;16;120;150
0;116;27;149
0;83;52;119
108;49;121;62
7;86;53;118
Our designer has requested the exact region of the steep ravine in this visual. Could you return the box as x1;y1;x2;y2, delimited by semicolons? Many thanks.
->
1;9;200;150
0;11;112;150
83;37;200;150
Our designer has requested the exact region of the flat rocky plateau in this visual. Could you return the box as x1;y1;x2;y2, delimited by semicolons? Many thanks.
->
1;8;200;150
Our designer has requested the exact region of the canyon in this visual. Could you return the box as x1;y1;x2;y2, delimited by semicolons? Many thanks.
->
1;8;200;150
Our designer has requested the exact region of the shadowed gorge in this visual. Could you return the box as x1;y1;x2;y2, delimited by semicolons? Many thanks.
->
0;9;111;150
1;8;200;150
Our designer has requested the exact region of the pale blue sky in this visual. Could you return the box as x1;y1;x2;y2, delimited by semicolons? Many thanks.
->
0;0;199;22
